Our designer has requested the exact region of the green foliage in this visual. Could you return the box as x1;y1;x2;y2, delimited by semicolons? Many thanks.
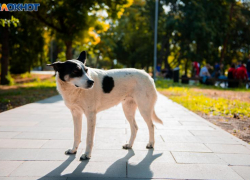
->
0;16;19;27
8;12;45;74
31;0;132;60
5;73;15;86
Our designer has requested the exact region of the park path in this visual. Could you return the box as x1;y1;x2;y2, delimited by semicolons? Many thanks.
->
0;93;250;180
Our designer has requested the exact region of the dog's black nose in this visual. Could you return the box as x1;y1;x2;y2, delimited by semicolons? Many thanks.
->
87;80;94;86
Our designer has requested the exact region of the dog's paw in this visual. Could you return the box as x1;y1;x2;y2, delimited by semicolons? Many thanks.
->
122;144;132;149
65;149;77;155
146;143;154;149
80;154;90;161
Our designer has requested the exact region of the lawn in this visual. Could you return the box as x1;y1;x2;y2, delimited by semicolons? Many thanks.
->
156;79;250;143
0;76;57;112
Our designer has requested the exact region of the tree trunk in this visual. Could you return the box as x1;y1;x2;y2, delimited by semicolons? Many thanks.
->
159;36;167;65
184;59;189;76
65;41;73;60
220;3;235;63
1;25;10;85
164;37;171;69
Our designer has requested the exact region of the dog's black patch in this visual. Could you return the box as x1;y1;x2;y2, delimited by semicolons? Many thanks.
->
102;76;114;93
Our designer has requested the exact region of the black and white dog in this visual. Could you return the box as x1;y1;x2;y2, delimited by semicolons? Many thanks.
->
48;51;163;160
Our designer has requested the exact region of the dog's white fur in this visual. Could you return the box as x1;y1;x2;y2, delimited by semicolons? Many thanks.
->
56;67;163;160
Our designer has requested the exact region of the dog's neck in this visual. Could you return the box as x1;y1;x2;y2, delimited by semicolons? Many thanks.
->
55;73;84;103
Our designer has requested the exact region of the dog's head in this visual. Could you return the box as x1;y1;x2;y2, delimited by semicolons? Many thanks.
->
47;51;94;89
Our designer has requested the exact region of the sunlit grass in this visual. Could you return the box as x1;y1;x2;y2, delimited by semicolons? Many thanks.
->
156;79;250;118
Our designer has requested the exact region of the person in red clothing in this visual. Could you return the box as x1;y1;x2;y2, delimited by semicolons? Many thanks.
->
192;61;200;77
235;64;248;80
228;64;236;88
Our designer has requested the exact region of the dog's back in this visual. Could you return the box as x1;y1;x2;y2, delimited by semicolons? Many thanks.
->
89;68;158;112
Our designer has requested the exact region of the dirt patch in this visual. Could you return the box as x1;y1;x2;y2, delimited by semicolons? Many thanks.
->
197;112;250;143
13;74;53;84
192;88;250;103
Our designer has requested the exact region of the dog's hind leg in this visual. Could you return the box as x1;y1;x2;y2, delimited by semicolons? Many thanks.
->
137;104;155;149
65;109;82;155
122;98;138;149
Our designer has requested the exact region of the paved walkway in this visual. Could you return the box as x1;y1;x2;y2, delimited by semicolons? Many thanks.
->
0;94;250;180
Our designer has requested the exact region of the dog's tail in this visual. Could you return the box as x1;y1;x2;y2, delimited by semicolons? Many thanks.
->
152;110;163;125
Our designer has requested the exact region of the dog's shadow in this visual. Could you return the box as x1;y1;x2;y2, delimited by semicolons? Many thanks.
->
38;149;162;179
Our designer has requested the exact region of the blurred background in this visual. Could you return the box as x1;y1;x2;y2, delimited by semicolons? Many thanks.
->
1;0;250;81
0;0;250;142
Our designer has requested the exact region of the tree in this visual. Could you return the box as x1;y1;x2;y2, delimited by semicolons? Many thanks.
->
31;0;133;60
0;15;19;84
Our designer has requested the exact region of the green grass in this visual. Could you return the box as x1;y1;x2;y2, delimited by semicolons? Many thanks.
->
156;79;250;118
0;77;57;112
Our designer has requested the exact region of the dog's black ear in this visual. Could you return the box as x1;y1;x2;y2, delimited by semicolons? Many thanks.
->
77;51;87;64
47;61;63;72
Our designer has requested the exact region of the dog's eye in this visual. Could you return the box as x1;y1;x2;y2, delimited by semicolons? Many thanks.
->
85;68;88;73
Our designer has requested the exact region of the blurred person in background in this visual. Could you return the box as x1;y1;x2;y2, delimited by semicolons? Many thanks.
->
247;54;250;79
199;64;211;85
235;63;248;81
192;61;200;78
237;61;242;69
213;62;220;78
228;64;236;88
156;63;162;77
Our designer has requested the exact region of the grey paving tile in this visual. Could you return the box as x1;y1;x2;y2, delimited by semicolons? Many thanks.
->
41;140;85;149
88;149;131;162
128;150;176;164
35;122;73;127
0;127;61;133
156;125;214;130
216;153;250;165
10;161;126;178
0;121;39;127
157;129;194;136
61;161;126;178
9;161;63;177
67;178;151;180
206;144;250;154
180;121;210;126
198;136;240;144
172;152;226;164
0;139;47;148
161;135;200;143
0;132;20;139
0;161;23;176
231;166;250;180
13;132;76;140
132;142;212;152
0;178;66;180
128;162;243;180
0;149;83;161
93;141;127;150
129;134;163;143
190;130;227;136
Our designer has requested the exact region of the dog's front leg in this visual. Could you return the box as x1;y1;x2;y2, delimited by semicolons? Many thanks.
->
80;113;96;161
65;109;82;155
